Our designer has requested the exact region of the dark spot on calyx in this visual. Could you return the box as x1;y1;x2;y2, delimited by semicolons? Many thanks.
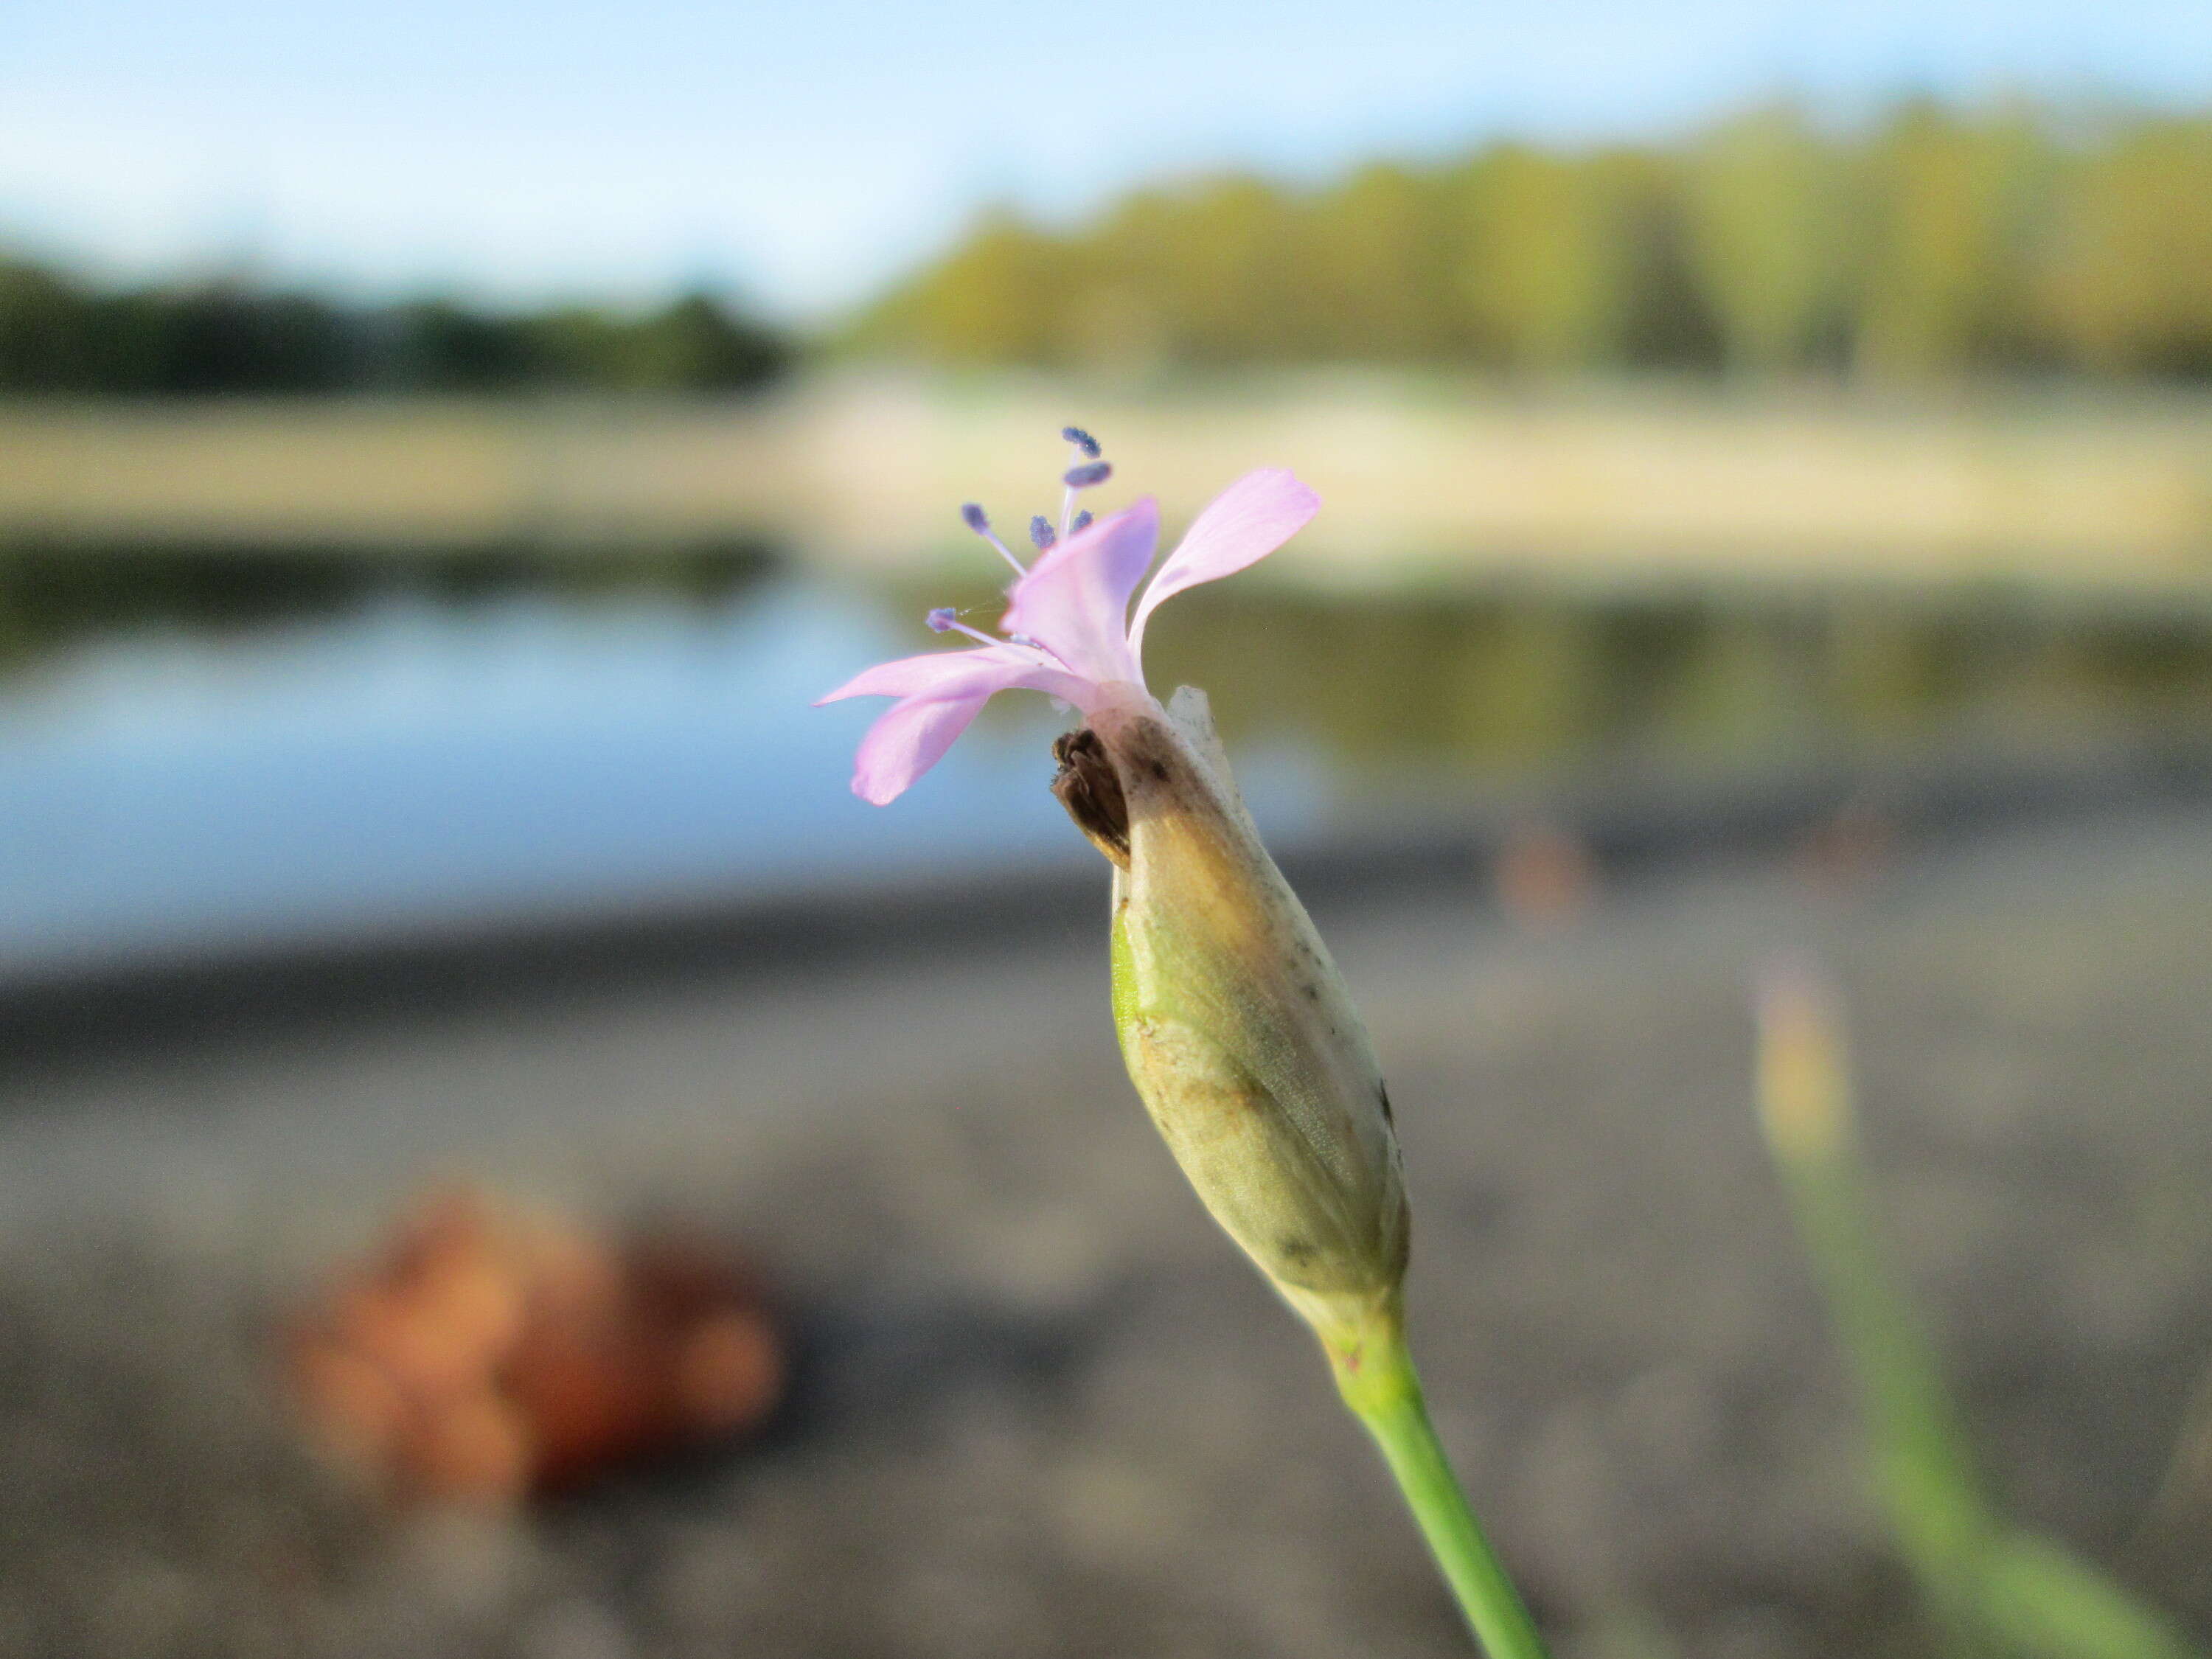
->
1148;759;1169;781
1051;727;1130;868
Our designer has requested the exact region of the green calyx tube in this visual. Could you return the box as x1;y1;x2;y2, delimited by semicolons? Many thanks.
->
1055;686;1549;1659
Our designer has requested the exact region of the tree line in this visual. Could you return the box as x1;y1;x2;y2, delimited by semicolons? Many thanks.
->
849;100;2212;381
7;98;2210;393
0;265;789;395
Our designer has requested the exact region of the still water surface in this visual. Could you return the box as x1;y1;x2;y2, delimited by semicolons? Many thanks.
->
2;557;2207;980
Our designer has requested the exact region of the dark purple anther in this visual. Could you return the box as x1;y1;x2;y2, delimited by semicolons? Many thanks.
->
1061;425;1102;459
1071;509;1093;532
926;607;957;633
960;503;991;535
1029;515;1057;550
1063;462;1111;489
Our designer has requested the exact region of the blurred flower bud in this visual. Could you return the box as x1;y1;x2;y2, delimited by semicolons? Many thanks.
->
1059;686;1410;1340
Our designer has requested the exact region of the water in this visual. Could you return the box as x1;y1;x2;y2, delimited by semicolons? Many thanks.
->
2;554;2208;981
0;577;1106;979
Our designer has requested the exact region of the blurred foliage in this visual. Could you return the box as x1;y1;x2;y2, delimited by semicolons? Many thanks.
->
849;98;2212;383
0;266;789;395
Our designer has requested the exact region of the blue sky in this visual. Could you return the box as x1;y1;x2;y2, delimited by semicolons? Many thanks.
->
3;0;2208;321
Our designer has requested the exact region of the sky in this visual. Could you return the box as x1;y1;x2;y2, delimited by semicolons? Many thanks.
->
3;0;2210;323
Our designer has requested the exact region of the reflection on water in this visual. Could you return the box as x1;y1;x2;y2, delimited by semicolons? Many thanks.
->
1148;584;2212;779
3;544;2209;979
905;561;2212;779
0;542;781;667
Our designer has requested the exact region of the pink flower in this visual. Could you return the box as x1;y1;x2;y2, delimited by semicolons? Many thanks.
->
818;435;1321;804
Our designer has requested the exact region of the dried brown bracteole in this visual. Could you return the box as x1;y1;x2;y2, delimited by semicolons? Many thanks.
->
283;1188;783;1507
1051;726;1131;868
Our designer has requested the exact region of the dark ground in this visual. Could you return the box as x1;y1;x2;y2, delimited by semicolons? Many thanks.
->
0;801;2208;1658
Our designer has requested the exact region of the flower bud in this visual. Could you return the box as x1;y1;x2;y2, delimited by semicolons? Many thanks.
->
1057;686;1409;1338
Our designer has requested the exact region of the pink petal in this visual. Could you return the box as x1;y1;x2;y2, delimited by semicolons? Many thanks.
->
1126;470;1319;667
815;643;1025;706
848;686;1001;805
821;644;1093;804
1000;498;1158;687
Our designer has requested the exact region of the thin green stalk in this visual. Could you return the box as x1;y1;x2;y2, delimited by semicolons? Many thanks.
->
1756;964;2202;1659
1322;1304;1552;1659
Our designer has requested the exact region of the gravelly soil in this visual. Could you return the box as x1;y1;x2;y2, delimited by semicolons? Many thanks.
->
0;806;2208;1659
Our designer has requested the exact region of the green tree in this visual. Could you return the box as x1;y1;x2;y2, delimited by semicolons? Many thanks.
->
849;209;1076;365
1447;145;1627;372
2037;116;2212;378
1096;176;1304;365
1685;104;1846;375
1852;102;2044;383
619;292;788;390
0;258;101;389
1610;152;1727;372
1293;163;1461;361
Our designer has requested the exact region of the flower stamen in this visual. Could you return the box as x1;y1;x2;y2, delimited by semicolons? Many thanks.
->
825;460;1321;807
960;503;1027;577
925;607;1003;650
1058;434;1112;539
926;607;1074;672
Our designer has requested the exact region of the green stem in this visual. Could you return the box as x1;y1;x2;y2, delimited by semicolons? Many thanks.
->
1324;1304;1552;1659
1756;970;2205;1659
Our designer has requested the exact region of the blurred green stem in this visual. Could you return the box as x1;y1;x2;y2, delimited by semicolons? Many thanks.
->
1324;1305;1551;1659
1756;965;2202;1659
1777;1131;1992;1618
